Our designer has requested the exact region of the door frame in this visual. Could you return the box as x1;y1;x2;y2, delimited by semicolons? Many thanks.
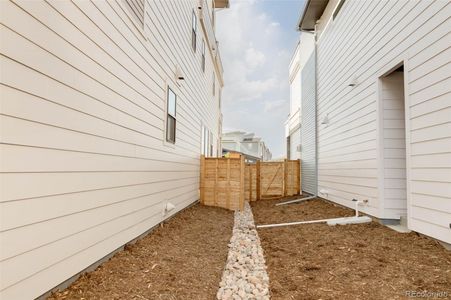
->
375;57;412;226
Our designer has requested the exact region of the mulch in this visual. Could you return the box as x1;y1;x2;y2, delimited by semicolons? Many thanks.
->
251;197;451;300
48;204;234;300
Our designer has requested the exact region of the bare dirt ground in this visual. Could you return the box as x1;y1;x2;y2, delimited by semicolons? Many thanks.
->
49;204;233;300
251;197;451;300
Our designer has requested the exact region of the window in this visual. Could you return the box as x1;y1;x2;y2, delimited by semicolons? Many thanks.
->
201;39;206;72
286;136;291;159
192;10;197;52
122;0;145;28
201;125;214;157
213;73;216;95
166;87;176;143
204;127;209;155
210;132;213;156
201;126;205;154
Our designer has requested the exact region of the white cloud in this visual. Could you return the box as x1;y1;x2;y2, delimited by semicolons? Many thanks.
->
264;99;287;113
217;0;298;157
245;47;266;69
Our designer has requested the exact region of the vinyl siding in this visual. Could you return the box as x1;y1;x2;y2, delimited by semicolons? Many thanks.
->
290;70;301;115
0;0;223;299
289;127;301;160
380;72;407;217
121;0;145;28
316;0;451;243
301;52;317;195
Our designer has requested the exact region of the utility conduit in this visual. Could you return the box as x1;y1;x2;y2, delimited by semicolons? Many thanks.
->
256;216;371;229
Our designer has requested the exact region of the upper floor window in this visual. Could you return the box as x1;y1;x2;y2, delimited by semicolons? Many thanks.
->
122;0;145;29
166;87;177;143
201;39;206;72
192;10;197;52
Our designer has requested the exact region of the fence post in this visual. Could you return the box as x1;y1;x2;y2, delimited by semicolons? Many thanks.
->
214;158;218;206
249;165;252;201
256;160;261;200
200;155;205;204
297;159;301;195
283;159;288;197
226;158;231;209
240;155;245;210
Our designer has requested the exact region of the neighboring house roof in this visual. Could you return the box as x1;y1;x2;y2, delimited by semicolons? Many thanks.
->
222;148;260;161
215;0;230;8
297;0;329;31
221;131;273;160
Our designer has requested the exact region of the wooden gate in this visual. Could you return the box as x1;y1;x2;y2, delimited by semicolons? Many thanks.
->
248;160;300;200
259;161;284;199
256;160;300;199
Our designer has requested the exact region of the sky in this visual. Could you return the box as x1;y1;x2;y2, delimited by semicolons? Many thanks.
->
216;0;305;158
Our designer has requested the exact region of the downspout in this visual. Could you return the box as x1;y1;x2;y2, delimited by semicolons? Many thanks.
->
313;25;319;199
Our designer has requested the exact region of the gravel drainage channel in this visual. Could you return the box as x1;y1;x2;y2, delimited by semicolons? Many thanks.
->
217;202;270;300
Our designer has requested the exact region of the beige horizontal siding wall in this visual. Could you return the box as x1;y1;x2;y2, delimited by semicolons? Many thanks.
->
289;127;301;160
0;0;222;299
316;0;451;243
380;72;408;218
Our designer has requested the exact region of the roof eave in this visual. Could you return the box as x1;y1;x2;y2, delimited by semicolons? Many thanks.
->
297;0;329;31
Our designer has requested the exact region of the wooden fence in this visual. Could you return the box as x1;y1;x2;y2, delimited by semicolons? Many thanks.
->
200;155;245;211
200;155;301;210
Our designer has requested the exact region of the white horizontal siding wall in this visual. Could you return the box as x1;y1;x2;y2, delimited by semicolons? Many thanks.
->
0;0;222;299
316;0;451;243
290;70;301;116
289;127;301;160
301;52;317;195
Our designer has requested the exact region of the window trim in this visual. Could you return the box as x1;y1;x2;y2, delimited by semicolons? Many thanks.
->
165;86;177;144
201;125;215;157
119;0;148;39
192;10;197;52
